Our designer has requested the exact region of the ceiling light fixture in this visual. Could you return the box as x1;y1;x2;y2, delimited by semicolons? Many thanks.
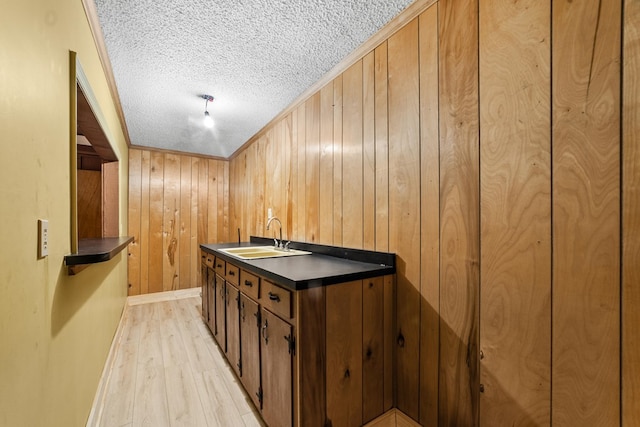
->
202;94;214;128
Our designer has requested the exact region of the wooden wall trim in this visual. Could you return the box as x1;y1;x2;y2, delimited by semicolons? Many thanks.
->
80;0;131;146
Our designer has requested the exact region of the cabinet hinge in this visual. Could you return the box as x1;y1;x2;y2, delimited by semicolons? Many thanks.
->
285;333;296;356
237;359;242;376
256;387;263;406
254;310;261;327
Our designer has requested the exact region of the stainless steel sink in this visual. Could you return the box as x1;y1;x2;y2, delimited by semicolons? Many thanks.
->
218;246;311;260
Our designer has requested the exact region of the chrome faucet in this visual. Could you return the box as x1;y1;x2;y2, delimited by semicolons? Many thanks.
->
266;216;284;249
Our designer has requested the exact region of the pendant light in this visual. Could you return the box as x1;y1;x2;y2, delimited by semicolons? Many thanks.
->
202;94;214;128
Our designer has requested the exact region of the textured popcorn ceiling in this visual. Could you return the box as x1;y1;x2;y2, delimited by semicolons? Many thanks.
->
94;0;414;158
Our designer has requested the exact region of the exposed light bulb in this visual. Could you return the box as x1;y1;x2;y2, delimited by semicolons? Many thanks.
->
204;111;214;128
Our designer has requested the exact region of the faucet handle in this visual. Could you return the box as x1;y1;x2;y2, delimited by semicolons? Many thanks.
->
273;238;279;248
284;241;291;251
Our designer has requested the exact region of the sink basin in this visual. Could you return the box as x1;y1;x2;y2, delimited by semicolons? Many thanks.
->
218;245;311;260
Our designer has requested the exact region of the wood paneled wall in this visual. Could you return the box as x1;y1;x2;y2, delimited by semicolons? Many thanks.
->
128;149;228;295
227;1;638;426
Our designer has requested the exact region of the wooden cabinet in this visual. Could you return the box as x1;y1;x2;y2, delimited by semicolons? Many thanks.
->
240;293;261;410
260;307;293;427
201;252;393;427
201;261;208;321
214;273;226;351
226;283;241;377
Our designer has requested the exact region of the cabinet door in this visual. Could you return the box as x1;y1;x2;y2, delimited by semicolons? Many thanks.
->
240;294;261;410
214;274;226;352
261;308;293;427
226;283;241;377
207;268;215;332
201;263;208;321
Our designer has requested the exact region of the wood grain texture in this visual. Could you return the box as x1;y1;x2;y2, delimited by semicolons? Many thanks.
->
305;95;321;243
374;43;389;254
623;0;640;424
383;275;395;411
296;103;307;242
363;277;385;423
297;286;326;426
342;60;364;249
140;150;151;295
102;161;119;237
128;149;228;295
552;0;621;424
333;75;344;246
77;170;102;239
363;51;376;251
128;149;142;295
418;5;440;426
479;0;551;425
438;0;480;424
326;281;363;427
239;294;261;410
388;18;421;421
163;154;180;291
179;156;191;289
149;151;165;294
260;309;293;427
319;83;334;245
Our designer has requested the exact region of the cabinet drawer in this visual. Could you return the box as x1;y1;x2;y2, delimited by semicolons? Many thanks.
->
215;258;226;276
261;280;292;319
204;254;214;269
225;263;240;286
239;269;260;300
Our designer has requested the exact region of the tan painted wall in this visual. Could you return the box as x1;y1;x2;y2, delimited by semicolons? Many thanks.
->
0;0;130;425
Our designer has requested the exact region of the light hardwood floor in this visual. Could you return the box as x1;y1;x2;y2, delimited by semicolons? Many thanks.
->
88;289;264;427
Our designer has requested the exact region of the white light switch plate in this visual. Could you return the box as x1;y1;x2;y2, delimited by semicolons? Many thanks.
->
38;219;48;258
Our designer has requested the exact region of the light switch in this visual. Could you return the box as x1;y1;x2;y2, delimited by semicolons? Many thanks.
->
38;219;48;258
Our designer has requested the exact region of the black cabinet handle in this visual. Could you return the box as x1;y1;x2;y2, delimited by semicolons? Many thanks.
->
217;264;222;268
244;280;253;287
268;292;280;302
229;270;235;276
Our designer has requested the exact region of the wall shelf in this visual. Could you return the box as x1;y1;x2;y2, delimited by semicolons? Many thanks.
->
64;236;133;275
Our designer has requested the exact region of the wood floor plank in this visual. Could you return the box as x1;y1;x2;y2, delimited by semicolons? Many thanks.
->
165;364;208;426
94;290;263;427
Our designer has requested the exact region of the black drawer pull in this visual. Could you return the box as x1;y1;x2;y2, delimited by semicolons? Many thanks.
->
268;292;280;302
244;280;253;287
216;264;222;268
229;270;235;276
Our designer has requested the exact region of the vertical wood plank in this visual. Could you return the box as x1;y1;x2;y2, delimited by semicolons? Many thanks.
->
284;113;294;242
102;161;119;237
217;160;225;242
306;94;320;243
418;5;440;426
319;82;334;245
438;0;480;424
552;0;621;424
479;0;551;424
140;150;151;295
342;61;364;249
197;156;208;261
179;155;191;289
190;158;199;289
290;111;300;241
333;75;344;246
297;286;326;426
388;18;421;421
222;160;229;242
374;43;389;254
163;154;180;291
623;1;640;424
326;281;363;427
148;151;164;294
363;51;376;251
128;149;142;296
383;274;395;411
363;277;384;423
207;159;218;243
255;138;266;238
297;103;307;241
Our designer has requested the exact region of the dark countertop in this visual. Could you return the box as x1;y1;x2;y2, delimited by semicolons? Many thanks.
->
200;236;395;291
